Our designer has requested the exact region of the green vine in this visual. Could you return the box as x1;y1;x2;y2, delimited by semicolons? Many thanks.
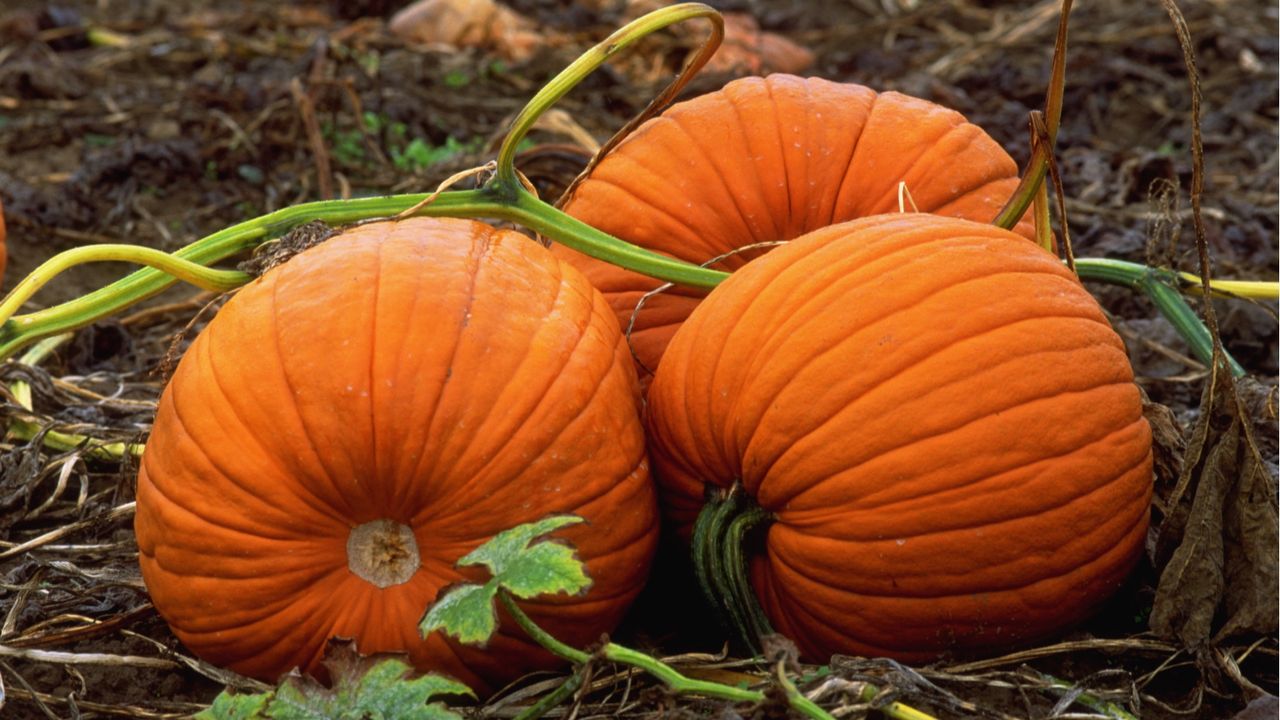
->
0;3;1269;381
0;3;728;362
420;516;939;720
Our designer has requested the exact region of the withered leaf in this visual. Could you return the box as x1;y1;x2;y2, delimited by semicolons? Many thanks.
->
1150;366;1279;648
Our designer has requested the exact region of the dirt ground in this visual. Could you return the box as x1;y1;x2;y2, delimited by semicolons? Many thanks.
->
0;0;1276;718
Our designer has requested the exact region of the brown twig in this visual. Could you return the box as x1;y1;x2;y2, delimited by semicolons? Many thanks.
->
0;644;178;669
0;502;135;561
556;10;725;206
290;76;335;200
624;240;787;378
1159;0;1224;360
1030;112;1075;270
943;638;1179;673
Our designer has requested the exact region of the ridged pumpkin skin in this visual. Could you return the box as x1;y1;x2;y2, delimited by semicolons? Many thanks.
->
553;74;1035;379
136;217;658;692
647;215;1152;660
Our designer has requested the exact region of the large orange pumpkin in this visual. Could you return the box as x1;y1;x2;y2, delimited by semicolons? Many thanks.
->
553;74;1036;380
646;214;1152;661
135;217;658;692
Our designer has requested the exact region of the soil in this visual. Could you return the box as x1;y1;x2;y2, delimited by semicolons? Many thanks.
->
0;0;1276;718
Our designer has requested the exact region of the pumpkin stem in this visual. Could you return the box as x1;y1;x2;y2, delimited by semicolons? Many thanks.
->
0;244;250;332
497;592;593;666
499;590;870;720
0;4;731;363
691;483;775;654
452;524;932;719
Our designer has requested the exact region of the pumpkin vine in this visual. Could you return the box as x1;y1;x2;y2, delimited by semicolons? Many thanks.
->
0;3;730;362
422;516;937;720
0;4;1272;372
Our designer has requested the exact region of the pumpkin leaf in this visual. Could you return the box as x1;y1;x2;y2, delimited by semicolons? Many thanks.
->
457;515;590;599
480;533;593;600
420;581;500;646
198;640;472;720
198;692;269;720
420;515;591;645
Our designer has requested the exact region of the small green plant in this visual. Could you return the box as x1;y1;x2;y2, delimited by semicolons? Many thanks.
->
391;136;483;173
83;132;116;148
324;112;485;173
325;115;372;167
444;69;470;88
422;515;591;645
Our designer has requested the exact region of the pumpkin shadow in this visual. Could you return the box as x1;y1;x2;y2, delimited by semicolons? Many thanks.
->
612;530;729;654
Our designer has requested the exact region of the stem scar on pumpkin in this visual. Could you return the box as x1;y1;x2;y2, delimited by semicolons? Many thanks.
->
347;519;421;589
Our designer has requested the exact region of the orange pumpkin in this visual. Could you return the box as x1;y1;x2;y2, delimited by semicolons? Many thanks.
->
553;74;1036;380
646;214;1152;661
135;217;658;692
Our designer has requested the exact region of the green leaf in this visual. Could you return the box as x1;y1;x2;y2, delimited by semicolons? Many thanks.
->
496;539;592;600
420;581;499;645
198;640;472;720
460;515;591;599
197;692;269;719
419;515;592;645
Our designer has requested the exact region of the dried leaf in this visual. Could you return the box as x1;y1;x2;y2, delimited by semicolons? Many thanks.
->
1143;397;1186;520
1215;402;1279;642
705;13;815;76
388;0;542;62
1150;367;1279;648
760;634;801;674
620;3;813;76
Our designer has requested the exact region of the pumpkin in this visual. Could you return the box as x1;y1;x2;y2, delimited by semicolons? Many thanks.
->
553;74;1036;380
646;214;1152;661
135;217;658;692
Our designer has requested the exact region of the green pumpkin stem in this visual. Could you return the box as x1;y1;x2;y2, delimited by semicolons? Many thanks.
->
691;483;775;654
